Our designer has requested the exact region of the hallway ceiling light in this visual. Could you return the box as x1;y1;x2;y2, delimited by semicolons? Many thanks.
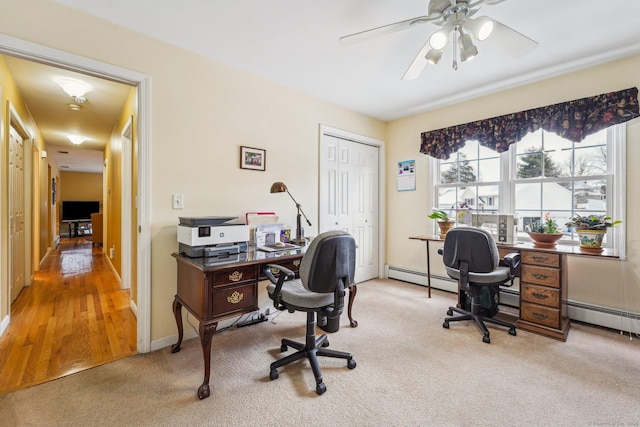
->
55;77;92;103
67;135;86;145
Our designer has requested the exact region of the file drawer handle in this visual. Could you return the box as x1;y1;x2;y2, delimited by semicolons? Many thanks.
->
270;267;280;275
227;291;244;304
532;292;549;300
532;256;549;263
293;260;301;267
532;311;548;320
532;273;549;280
229;271;243;282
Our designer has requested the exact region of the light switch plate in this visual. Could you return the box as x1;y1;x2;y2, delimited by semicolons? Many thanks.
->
172;194;184;209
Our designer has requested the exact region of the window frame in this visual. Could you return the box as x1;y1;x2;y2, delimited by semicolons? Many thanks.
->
431;124;626;257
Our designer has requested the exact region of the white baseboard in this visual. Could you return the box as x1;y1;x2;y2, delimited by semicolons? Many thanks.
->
385;265;640;335
0;314;9;337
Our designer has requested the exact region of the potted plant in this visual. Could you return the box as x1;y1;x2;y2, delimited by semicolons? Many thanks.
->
565;214;622;251
525;219;563;247
429;209;455;238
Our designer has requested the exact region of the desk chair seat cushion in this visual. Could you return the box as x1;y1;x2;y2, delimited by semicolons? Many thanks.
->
266;279;334;309
445;265;511;284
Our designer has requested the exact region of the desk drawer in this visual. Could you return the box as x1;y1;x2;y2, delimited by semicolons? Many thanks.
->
521;284;560;308
212;282;258;317
261;259;302;280
521;265;560;288
522;251;560;268
521;302;560;329
212;265;257;287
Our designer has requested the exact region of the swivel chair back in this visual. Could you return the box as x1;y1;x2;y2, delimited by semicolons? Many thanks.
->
263;229;356;394
440;227;520;343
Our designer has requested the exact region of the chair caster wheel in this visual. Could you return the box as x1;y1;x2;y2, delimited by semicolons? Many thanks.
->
316;383;326;395
321;340;330;347
280;344;288;352
443;321;449;329
483;335;491;344
347;358;356;369
270;370;279;380
447;309;453;316
509;328;517;336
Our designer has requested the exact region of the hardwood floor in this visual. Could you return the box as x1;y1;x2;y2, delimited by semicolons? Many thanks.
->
0;238;137;394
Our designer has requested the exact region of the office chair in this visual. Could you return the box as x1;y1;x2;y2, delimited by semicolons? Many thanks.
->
263;230;356;395
439;227;520;344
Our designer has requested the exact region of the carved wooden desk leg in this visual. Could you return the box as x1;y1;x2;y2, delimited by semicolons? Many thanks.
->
171;297;183;353
347;284;358;327
197;321;218;400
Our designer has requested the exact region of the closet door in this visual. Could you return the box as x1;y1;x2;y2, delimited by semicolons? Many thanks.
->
320;134;379;283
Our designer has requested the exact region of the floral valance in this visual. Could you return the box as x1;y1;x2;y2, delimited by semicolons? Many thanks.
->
420;87;639;160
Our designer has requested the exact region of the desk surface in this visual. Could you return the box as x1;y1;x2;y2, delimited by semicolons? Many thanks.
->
409;234;619;259
171;247;306;271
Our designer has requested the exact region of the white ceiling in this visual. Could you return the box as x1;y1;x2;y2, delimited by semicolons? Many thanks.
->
51;0;640;121
5;0;640;173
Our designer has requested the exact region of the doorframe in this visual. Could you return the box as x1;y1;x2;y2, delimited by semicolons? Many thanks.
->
318;124;386;280
121;117;133;291
0;33;152;353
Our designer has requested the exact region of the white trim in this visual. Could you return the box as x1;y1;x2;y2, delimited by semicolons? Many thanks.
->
121;118;133;290
609;125;626;259
0;32;152;353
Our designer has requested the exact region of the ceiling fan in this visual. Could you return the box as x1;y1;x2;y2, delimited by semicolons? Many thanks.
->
339;0;538;80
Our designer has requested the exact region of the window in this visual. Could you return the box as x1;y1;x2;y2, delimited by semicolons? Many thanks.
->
433;124;626;253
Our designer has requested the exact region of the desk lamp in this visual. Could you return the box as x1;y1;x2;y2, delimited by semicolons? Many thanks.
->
270;182;312;246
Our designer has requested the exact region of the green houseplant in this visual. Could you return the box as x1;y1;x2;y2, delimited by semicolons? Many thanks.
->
525;219;563;246
565;214;622;250
428;209;455;238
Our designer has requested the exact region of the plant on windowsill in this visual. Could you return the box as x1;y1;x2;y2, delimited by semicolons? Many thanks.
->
565;214;622;251
525;219;563;247
428;209;455;239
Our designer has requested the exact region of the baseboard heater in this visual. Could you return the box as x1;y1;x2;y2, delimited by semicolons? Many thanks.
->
385;265;640;336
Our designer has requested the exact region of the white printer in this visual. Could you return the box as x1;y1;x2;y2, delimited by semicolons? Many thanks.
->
178;216;249;257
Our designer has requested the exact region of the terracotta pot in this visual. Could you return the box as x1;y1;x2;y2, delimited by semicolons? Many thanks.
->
527;232;563;247
437;220;455;239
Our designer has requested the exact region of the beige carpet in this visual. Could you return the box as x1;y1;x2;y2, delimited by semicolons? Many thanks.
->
1;279;639;426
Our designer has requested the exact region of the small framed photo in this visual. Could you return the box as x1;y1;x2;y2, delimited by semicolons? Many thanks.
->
240;146;266;171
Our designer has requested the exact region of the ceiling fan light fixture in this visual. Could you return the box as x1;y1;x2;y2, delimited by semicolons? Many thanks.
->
464;16;494;41
55;77;92;101
428;23;453;50
458;33;478;62
425;49;443;65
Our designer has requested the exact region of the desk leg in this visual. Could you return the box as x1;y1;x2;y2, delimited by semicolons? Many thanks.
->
425;241;432;298
347;284;358;327
171;297;183;353
197;321;217;400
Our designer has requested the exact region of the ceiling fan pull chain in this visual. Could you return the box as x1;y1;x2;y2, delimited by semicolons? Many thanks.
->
452;26;458;70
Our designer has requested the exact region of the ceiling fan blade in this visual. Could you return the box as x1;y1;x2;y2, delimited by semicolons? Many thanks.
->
339;15;437;45
401;39;432;81
486;18;538;58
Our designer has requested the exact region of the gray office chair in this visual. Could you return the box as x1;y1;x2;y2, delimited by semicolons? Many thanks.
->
263;230;356;395
439;227;520;344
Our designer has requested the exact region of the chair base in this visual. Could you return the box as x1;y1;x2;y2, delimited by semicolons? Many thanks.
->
269;312;356;395
443;306;516;344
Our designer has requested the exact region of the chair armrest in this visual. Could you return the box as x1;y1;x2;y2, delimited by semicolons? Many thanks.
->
500;252;521;271
263;264;296;309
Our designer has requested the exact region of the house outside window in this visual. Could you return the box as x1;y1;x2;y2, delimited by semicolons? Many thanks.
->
433;124;626;253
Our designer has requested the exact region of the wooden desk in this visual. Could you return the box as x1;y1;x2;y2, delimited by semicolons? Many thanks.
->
171;249;358;399
410;234;618;341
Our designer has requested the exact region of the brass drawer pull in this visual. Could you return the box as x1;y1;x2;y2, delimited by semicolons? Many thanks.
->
227;291;244;304
532;273;549;280
532;256;548;263
229;271;243;282
532;292;549;300
270;267;280;275
293;260;301;267
532;312;548;319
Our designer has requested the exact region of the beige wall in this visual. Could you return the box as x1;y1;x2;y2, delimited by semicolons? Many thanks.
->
59;171;103;204
386;54;640;312
0;0;386;342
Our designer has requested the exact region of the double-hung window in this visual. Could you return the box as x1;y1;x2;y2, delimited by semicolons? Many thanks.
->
433;124;626;254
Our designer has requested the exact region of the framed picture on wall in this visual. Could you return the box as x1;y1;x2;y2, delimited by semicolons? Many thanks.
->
240;146;266;171
52;178;57;204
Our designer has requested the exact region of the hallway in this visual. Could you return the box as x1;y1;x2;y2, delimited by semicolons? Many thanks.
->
0;238;137;394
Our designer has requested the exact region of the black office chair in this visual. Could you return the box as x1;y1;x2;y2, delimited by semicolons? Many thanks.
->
439;227;520;344
263;230;356;395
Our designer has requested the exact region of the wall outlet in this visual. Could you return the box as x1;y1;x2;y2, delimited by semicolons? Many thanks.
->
172;194;184;210
109;247;115;259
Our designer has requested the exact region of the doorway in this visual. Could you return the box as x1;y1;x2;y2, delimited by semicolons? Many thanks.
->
0;35;152;354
